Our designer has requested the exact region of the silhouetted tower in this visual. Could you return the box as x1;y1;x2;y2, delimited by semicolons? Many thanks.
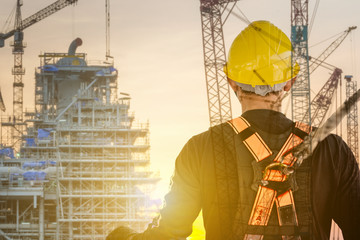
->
291;0;311;124
309;26;356;75
11;0;25;124
345;75;359;163
305;68;342;128
200;0;238;126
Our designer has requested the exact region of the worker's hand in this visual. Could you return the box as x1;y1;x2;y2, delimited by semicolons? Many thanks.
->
106;225;138;240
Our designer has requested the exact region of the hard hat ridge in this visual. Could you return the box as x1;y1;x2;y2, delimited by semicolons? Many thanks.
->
224;20;299;96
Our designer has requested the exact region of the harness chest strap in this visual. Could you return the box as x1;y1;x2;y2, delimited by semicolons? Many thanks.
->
228;117;311;240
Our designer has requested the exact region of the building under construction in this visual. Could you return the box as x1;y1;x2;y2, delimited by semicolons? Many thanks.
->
0;38;159;239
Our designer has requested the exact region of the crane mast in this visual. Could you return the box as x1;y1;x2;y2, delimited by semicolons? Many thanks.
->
12;0;25;122
291;0;311;125
345;75;359;162
106;0;111;60
11;0;26;150
305;68;342;128
200;0;237;127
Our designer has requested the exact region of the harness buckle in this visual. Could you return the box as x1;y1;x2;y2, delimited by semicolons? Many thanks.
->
263;162;295;179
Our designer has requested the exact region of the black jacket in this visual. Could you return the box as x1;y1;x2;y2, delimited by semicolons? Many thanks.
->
108;109;360;239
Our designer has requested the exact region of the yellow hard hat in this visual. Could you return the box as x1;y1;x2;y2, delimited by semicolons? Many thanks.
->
224;20;299;88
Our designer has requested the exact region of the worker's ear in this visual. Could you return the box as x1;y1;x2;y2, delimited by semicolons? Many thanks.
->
227;77;239;92
284;77;296;92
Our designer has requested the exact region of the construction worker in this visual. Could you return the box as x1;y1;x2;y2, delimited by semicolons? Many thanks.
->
107;20;360;240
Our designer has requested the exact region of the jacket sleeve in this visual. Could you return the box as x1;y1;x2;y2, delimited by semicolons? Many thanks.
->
328;135;360;238
133;136;202;240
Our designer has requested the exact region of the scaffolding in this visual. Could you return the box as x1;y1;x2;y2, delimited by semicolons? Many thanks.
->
0;39;159;239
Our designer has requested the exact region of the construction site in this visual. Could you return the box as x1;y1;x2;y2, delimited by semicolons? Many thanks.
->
0;0;359;240
0;1;160;239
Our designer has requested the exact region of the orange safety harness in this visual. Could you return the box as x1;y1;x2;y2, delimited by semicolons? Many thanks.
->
228;117;311;240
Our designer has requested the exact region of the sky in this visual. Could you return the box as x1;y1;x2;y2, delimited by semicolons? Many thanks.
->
1;0;360;200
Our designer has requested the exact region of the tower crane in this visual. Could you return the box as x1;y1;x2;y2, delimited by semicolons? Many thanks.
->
0;0;78;150
0;0;78;122
309;26;357;75
200;0;238;127
105;0;112;61
291;0;311;125
306;68;342;128
304;26;356;128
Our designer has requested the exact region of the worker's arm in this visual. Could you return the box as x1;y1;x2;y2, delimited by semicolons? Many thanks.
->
330;136;360;238
107;136;202;240
312;134;360;238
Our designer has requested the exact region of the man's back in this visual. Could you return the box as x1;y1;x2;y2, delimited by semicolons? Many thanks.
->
106;109;360;240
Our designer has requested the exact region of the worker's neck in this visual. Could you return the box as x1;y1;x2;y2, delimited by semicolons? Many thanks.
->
239;92;282;113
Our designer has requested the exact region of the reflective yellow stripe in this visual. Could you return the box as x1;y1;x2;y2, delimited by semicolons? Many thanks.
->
228;117;272;162
281;152;297;166
244;133;272;162
228;117;251;133
274;133;303;165
245;186;277;240
295;122;312;134
248;186;276;226
244;234;263;240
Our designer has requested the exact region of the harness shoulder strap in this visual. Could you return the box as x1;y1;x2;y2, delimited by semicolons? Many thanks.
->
228;117;272;162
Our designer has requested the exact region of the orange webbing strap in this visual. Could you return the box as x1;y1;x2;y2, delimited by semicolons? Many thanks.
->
276;190;298;226
228;118;311;240
273;122;312;166
228;117;272;162
244;187;278;240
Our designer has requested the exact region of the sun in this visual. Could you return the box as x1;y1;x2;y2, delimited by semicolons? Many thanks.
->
149;176;206;240
188;212;205;240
